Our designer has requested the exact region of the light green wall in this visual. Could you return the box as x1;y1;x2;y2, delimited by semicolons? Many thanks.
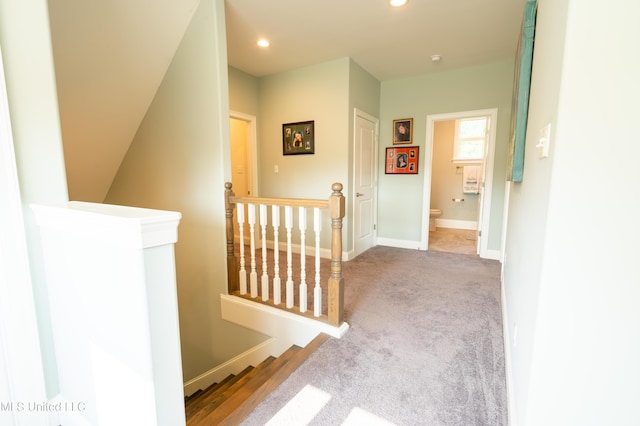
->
378;59;514;247
0;0;69;397
105;0;267;383
229;59;380;253
432;120;479;221
228;66;259;116
257;58;350;200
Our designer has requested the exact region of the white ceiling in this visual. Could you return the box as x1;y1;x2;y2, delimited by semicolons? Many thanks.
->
225;0;528;80
50;0;527;203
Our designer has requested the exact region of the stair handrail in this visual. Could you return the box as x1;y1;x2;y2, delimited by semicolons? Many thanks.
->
224;182;345;327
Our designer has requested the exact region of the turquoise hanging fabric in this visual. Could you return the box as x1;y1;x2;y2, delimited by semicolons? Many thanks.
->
508;0;537;182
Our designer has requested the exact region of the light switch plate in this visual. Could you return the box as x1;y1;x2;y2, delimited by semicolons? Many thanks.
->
537;123;551;159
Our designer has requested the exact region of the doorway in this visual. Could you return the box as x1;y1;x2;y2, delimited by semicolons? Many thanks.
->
229;111;258;197
352;108;379;258
420;109;498;258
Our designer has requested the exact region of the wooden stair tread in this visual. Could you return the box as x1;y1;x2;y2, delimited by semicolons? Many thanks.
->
185;365;255;418
188;333;330;426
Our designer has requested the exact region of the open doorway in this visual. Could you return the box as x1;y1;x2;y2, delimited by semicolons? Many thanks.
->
229;111;258;197
420;109;497;258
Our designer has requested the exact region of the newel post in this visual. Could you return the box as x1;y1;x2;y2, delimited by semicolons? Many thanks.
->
327;182;345;326
225;182;239;293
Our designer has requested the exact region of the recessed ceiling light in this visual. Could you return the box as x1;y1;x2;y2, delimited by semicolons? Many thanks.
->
257;39;270;48
390;0;408;6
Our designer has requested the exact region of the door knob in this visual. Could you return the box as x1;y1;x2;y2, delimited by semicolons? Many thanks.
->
356;192;364;197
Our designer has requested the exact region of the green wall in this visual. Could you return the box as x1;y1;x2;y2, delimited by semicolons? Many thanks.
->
105;0;267;383
229;66;259;116
378;59;514;248
257;58;350;200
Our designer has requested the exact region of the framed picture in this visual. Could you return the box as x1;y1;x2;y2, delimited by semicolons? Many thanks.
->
385;146;419;174
283;120;314;155
392;118;413;145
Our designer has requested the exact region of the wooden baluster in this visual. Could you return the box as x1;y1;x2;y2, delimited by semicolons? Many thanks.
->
248;204;258;298
313;207;322;317
224;182;238;293
328;183;345;326
260;204;269;301
299;207;308;313
272;205;281;305
285;206;294;309
237;203;247;295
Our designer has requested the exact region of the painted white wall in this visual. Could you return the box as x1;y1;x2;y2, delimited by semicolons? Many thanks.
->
503;0;640;424
0;44;48;425
0;0;69;399
33;202;184;426
104;0;269;384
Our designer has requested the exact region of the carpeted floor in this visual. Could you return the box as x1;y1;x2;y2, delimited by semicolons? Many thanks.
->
241;245;507;426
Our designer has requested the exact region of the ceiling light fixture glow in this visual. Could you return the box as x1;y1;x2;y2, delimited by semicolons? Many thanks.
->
257;39;270;47
389;0;408;7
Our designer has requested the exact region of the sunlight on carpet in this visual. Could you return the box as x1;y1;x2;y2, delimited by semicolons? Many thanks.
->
264;384;398;426
343;407;398;426
265;385;331;426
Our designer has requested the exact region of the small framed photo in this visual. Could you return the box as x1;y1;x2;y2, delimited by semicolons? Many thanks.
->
392;118;413;145
283;120;314;155
385;146;419;174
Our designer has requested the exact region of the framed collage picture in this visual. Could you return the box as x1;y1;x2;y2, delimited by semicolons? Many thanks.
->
385;146;419;174
283;120;314;155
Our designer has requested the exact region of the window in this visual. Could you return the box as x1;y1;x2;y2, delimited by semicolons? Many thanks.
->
453;117;487;163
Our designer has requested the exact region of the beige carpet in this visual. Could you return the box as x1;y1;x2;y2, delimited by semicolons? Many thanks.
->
242;245;506;425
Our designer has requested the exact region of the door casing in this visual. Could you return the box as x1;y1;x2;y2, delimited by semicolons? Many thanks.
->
420;108;498;258
352;108;379;258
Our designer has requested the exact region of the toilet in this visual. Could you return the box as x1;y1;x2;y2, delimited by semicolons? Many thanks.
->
429;209;442;232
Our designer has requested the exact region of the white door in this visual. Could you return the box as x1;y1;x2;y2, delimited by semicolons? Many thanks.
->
353;110;378;257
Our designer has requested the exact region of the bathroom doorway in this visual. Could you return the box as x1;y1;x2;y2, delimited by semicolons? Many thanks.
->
419;109;498;259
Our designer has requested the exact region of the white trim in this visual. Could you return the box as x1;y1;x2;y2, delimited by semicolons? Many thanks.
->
435;219;478;230
484;249;501;261
376;237;421;250
190;294;350;397
501;279;517;426
352;108;379;258
32;201;181;249
0;45;48;425
230;110;259;196
420;108;498;261
183;337;285;397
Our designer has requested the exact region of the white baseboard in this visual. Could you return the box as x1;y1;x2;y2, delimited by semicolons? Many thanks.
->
483;249;501;261
376;237;421;250
184;295;350;397
501;281;516;426
435;219;478;230
183;337;287;397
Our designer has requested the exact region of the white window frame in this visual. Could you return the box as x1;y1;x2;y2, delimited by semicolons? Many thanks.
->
452;117;487;164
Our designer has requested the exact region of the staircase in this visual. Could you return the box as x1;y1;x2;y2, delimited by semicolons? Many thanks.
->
185;334;329;425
